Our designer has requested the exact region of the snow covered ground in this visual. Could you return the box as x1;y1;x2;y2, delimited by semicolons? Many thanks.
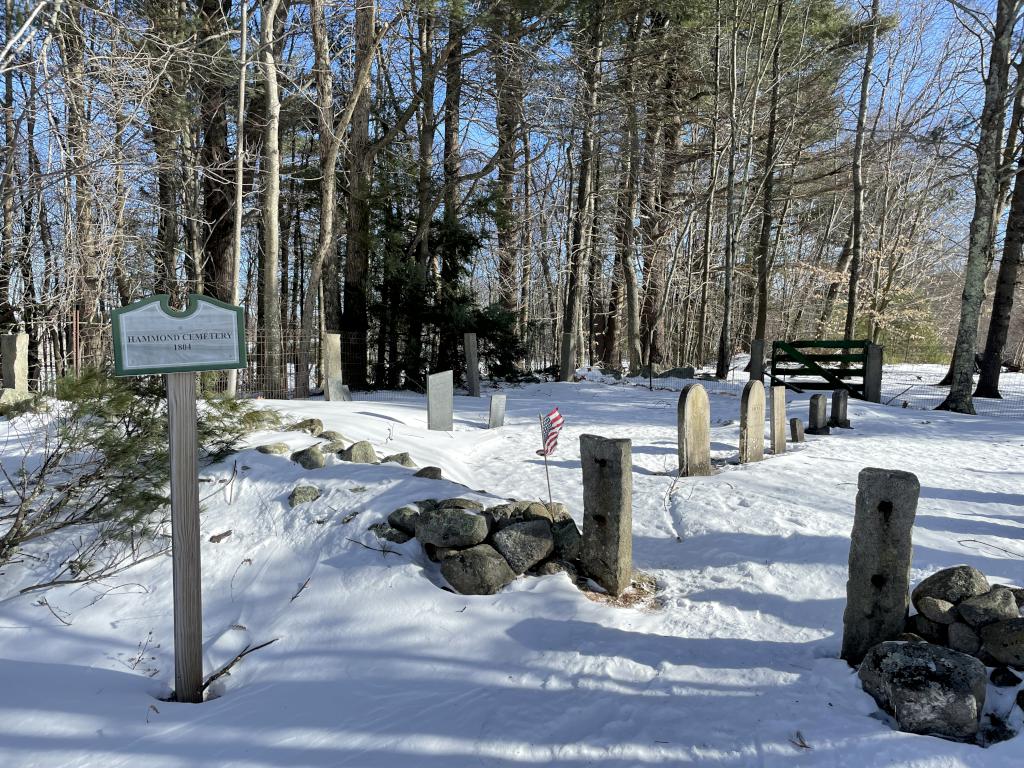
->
1;378;1023;767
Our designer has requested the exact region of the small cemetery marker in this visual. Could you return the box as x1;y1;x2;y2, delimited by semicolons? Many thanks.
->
112;294;246;704
769;386;786;455
829;388;851;428
841;467;920;665
807;393;830;435
739;380;765;463
464;333;480;397
323;332;343;401
677;383;712;476
488;394;506;428
427;370;454;430
789;417;805;443
580;434;633;596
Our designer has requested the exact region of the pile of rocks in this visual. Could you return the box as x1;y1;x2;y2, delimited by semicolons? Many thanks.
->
858;565;1024;744
372;497;583;595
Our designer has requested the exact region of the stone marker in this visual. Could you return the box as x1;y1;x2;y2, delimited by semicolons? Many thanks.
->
829;388;851;428
841;467;920;665
488;394;506;428
789;417;805;443
464;333;480;397
864;343;883;403
322;332;342;400
1;333;28;392
580;434;632;596
427;370;454;431
738;380;765;464
807;393;830;435
769;386;786;455
677;384;712;477
327;380;352;402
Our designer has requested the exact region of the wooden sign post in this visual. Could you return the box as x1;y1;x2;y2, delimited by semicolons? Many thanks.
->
112;294;246;703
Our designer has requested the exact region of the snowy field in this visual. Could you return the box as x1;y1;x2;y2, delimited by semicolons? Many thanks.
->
1;379;1023;766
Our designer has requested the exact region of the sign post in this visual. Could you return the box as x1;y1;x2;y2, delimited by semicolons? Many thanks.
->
112;294;246;703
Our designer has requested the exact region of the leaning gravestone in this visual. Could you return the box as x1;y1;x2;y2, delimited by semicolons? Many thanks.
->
580;434;633;596
769;386;786;455
841;467;920;665
677;384;712;476
322;332;343;401
789;417;805;443
464;333;481;397
829;388;851;428
488;394;506;428
427;370;454;431
739;380;765;463
807;394;830;435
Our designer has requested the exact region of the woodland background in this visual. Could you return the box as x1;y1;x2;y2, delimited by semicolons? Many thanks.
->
1;0;1023;413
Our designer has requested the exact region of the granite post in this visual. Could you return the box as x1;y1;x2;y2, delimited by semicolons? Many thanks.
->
427;370;454;431
677;384;712;476
580;434;633;596
739;380;765;463
464;333;480;397
1;333;28;392
789;418;805;443
769;386;786;455
841;467;920;665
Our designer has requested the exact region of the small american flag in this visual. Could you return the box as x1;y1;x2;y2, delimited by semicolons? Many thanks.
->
536;407;564;457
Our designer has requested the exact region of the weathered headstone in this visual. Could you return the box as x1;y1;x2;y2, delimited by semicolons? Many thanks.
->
327;381;353;402
841;467;920;665
769;385;786;455
864;343;883;403
427;370;454;431
464;333;480;397
738;380;765;464
677;384;712;476
829;388;851;428
322;332;342;400
1;333;28;392
807;394;830;435
488;394;506;428
789;417;805;443
580;434;633;596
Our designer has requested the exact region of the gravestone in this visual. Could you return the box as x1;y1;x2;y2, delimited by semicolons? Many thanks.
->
829;389;851;428
677;383;712;477
327;381;353;402
427;370;454;431
488;394;506;428
580;434;633;597
464;333;480;397
807;394;830;435
864;343;883;403
323;333;343;401
841;467;920;665
738;380;765;464
769;386;786;455
1;333;28;392
789;417;805;443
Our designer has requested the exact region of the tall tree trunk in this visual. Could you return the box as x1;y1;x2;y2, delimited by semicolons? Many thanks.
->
558;3;601;381
437;4;463;375
341;0;375;388
939;0;1018;413
492;5;521;313
975;136;1024;398
844;0;879;339
259;0;285;394
715;0;738;379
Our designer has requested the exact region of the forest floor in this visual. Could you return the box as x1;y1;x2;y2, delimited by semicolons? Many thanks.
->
1;378;1022;766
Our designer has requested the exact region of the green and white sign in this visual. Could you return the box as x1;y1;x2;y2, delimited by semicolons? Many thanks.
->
112;294;246;376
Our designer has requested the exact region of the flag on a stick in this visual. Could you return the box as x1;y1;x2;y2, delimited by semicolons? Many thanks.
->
536;407;564;456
